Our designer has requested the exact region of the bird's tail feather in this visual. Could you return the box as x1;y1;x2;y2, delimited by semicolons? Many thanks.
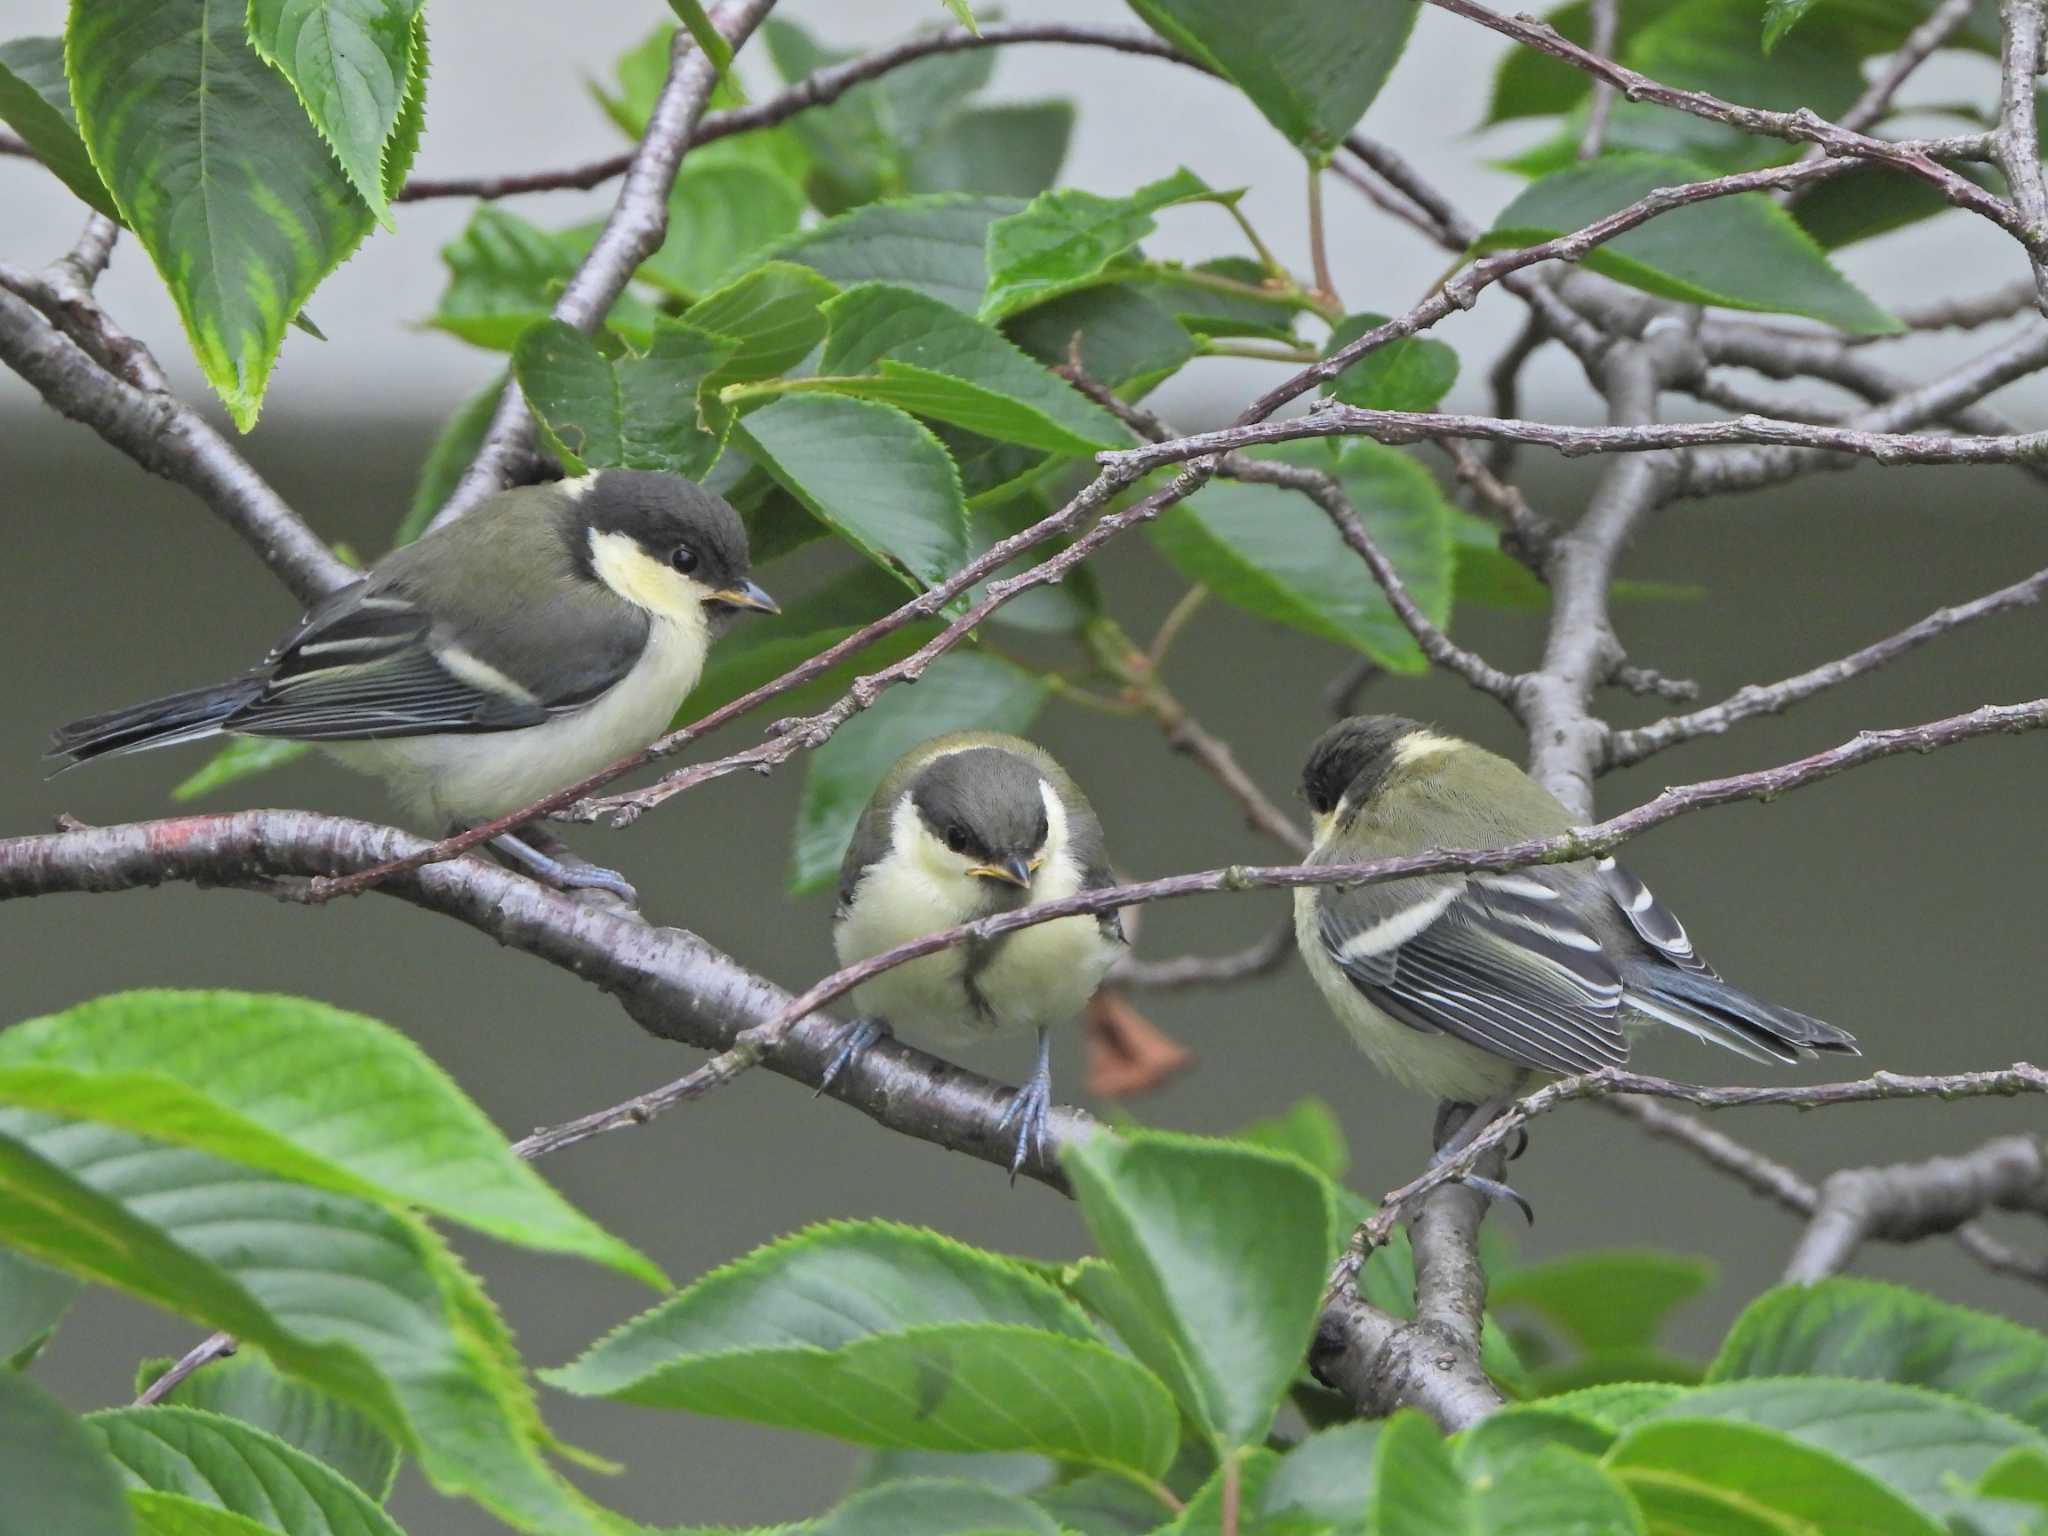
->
47;680;263;769
1625;964;1860;1065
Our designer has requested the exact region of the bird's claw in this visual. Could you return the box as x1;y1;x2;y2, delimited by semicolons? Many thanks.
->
995;1069;1053;1183
815;1016;890;1096
1461;1175;1535;1224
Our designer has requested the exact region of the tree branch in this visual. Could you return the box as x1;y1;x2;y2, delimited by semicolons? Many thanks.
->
1371;1065;2048;1246
1601;1097;2048;1286
1785;1134;2048;1283
0;285;349;604
1607;564;2048;767
428;0;777;530
1993;0;2048;311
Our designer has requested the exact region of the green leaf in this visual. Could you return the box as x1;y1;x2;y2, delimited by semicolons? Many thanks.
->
1064;1132;1333;1449
0;37;121;220
1638;1377;2044;1522
1456;1405;1617;1481
1374;1411;1645;1534
0;1116;605;1535
138;1353;400;1502
1032;1473;1167;1535
1793;162;1999;250
814;1478;1058;1536
788;652;1051;893
817;283;1129;453
685;261;841;388
1227;1098;1348;1180
589;24;673;139
1492;1249;1714;1354
1005;284;1197;398
1261;1420;1381;1524
1484;0;1683;122
0;1370;133;1536
396;376;504;547
981;168;1241;322
1981;1445;2048;1508
858;1448;1055;1496
1710;1279;2048;1434
1539;1382;1690;1428
762;194;1023;313
546;1220;1178;1477
65;0;386;427
1148;440;1455;671
942;1;980;33
170;739;313;803
734;393;970;597
1449;510;1547;611
1159;1448;1280;1535
763;19;994;214
431;208;659;351
125;1494;272;1536
1121;0;1417;158
1476;153;1897;334
1608;1417;1942;1536
1763;0;1822;49
1141;257;1306;343
907;102;1074;198
245;0;424;226
0;990;661;1286
0;1242;83;1369
1321;313;1458;411
89;1406;403;1536
514;319;734;477
638;165;807;299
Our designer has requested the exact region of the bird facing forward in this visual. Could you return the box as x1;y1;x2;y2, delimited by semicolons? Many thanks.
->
829;732;1127;1177
49;470;776;895
1295;716;1858;1151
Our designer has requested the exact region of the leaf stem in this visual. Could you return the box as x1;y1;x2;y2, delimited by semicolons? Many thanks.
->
1226;200;1290;282
1199;339;1323;363
1307;162;1340;310
1148;585;1210;668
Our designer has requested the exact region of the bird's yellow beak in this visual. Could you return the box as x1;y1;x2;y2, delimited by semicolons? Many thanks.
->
969;856;1035;888
706;579;779;615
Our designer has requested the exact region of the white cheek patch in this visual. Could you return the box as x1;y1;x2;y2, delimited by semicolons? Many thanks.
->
559;471;602;502
587;529;708;622
1038;779;1068;861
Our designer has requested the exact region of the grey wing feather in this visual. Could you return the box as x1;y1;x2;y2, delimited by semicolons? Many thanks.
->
1318;870;1629;1077
231;590;556;741
1598;856;1715;977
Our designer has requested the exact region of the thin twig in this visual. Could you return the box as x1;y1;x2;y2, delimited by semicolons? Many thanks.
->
1578;0;1620;159
1369;1064;2048;1247
133;1332;237;1405
1111;924;1295;991
1608;564;2048;767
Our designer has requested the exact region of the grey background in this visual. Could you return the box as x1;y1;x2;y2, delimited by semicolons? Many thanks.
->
3;2;2046;1531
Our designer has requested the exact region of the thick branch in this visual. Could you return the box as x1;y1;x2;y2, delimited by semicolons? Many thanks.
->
1994;0;2048;311
1786;1135;2048;1283
430;0;776;530
1602;1097;2048;1286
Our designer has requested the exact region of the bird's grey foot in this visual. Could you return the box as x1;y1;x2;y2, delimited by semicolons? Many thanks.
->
815;1016;891;1096
994;1027;1055;1183
487;829;639;904
1426;1093;1533;1219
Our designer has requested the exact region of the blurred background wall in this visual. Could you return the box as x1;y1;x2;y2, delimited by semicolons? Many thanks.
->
3;2;2045;1530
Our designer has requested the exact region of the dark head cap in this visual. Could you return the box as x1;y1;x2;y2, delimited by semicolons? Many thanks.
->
573;470;776;612
1300;715;1426;816
910;747;1051;885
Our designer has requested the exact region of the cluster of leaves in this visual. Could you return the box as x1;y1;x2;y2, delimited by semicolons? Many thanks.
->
7;991;2047;1536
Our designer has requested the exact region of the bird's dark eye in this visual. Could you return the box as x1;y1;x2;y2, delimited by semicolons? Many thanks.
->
943;824;969;854
670;544;700;575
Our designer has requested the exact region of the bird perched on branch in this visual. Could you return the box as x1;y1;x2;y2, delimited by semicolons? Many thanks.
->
828;732;1127;1178
1295;715;1858;1195
49;470;776;899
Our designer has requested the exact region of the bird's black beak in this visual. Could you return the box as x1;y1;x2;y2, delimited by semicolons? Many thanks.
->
706;579;779;615
969;856;1035;889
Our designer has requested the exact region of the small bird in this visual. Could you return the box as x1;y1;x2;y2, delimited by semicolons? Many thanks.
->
1295;716;1858;1165
49;470;776;896
828;732;1126;1177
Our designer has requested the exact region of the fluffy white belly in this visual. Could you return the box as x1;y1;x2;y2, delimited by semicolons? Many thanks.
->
838;852;1116;1045
1294;888;1526;1103
322;617;704;825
